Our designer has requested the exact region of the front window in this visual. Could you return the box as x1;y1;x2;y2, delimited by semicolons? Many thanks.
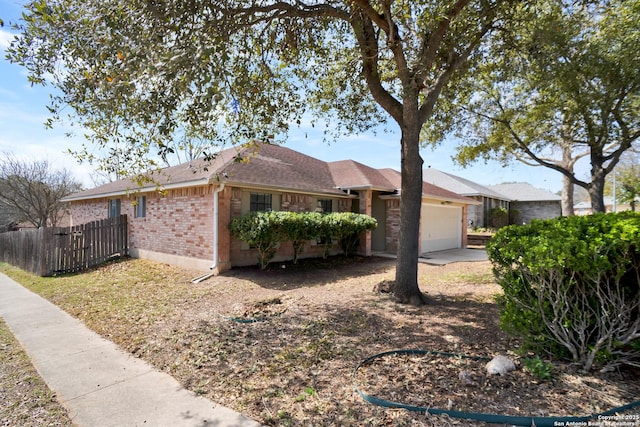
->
134;196;146;218
250;193;272;212
108;199;121;218
317;199;333;213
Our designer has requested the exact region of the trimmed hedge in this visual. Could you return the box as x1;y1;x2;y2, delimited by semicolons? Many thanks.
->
487;212;640;371
229;211;377;269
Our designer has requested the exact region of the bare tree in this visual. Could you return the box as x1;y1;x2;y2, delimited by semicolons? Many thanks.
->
0;153;83;228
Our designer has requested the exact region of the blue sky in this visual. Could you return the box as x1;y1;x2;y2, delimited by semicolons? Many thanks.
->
0;0;567;193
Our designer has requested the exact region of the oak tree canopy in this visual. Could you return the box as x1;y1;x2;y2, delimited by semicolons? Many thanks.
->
8;0;516;304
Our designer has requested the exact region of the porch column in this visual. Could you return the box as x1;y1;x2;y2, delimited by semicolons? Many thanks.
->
359;189;372;256
461;204;468;248
215;186;233;273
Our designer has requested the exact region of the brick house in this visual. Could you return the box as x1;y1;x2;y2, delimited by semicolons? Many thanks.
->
487;183;562;224
423;168;510;228
63;143;476;273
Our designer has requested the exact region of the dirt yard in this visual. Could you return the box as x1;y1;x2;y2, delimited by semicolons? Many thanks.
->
1;256;639;426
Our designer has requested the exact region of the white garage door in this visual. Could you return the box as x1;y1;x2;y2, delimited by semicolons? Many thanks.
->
420;204;462;253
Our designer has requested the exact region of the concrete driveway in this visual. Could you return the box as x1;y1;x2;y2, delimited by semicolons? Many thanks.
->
419;248;488;265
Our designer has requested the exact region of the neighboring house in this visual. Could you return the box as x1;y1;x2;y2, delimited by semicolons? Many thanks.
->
487;183;562;224
62;143;477;273
574;197;638;215
423;168;509;228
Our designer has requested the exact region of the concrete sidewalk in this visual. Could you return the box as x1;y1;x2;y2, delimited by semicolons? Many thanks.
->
0;272;261;427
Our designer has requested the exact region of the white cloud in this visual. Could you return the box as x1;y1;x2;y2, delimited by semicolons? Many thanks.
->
0;28;16;50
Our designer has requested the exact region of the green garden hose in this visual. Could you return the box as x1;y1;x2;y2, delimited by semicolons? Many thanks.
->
354;349;640;427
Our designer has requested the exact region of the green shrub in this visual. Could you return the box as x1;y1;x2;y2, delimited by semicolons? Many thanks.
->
488;207;509;228
228;211;287;269
229;211;377;268
316;213;336;259
325;212;378;257
280;212;322;264
521;356;554;381
487;212;640;371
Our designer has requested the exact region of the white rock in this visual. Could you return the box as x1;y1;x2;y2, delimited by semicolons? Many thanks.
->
486;355;516;375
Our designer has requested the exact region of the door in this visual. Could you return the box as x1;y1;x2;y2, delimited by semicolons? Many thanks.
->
420;204;462;253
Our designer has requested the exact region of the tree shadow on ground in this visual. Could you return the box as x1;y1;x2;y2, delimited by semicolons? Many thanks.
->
158;293;513;426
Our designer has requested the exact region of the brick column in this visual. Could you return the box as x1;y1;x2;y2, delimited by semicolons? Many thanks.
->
359;190;372;256
216;186;232;273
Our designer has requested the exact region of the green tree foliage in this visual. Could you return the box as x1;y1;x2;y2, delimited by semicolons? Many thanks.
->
6;0;515;305
228;211;376;269
617;166;640;211
487;213;640;371
448;0;640;214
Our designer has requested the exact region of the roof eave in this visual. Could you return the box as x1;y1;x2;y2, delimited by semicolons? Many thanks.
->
223;180;355;198
378;193;480;205
62;178;212;202
337;185;397;192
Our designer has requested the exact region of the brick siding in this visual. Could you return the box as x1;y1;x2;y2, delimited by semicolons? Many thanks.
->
69;185;357;271
385;199;400;253
69;187;214;264
510;201;562;225
227;189;354;267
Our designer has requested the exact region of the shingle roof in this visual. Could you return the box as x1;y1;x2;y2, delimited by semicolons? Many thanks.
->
61;146;242;200
328;160;396;191
488;183;561;202
379;168;474;203
223;143;344;195
423;168;509;200
63;143;475;204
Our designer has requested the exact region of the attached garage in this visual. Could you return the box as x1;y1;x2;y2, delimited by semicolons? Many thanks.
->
420;203;463;253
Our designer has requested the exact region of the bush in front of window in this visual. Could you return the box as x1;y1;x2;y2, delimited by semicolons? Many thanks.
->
229;211;378;268
281;212;323;264
228;211;287;269
324;212;378;257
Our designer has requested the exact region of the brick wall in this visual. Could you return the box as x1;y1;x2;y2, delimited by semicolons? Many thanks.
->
69;185;361;271
511;201;562;225
69;199;109;225
385;199;400;253
131;187;214;260
69;187;214;264
227;189;353;267
281;194;313;212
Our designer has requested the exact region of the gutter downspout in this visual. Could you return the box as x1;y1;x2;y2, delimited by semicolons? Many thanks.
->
191;183;225;284
211;183;225;270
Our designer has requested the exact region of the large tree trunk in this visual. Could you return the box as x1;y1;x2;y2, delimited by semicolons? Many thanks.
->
394;124;429;305
590;161;606;213
589;178;606;213
561;141;575;216
561;175;574;216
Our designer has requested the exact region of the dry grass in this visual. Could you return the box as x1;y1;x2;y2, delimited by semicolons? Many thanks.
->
1;256;638;426
0;319;73;426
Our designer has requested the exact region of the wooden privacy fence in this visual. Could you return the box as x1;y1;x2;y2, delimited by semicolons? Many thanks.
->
0;215;128;276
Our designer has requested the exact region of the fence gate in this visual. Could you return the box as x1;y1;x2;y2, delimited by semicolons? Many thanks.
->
50;215;129;275
0;215;128;276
